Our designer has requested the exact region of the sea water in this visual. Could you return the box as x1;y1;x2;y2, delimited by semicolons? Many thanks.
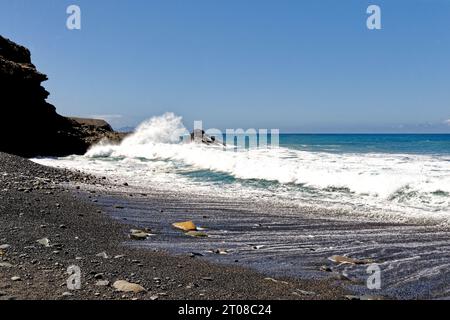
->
33;113;450;225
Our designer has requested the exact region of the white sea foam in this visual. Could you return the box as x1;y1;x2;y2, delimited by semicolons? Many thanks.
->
33;113;450;224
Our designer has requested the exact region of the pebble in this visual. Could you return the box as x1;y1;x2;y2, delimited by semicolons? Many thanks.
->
11;276;21;281
0;262;13;268
95;280;110;287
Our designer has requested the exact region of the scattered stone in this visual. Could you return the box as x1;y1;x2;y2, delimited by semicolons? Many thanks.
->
0;244;10;250
320;265;333;272
113;280;146;293
329;255;374;265
252;245;265;250
96;252;109;259
201;277;213;281
264;277;289;285
96;280;110;287
210;249;228;255
149;295;159;301
295;289;316;296
172;221;197;232
186;231;208;238
0;262;13;268
11;276;21;281
129;229;154;240
36;238;50;247
189;252;204;258
62;292;73;297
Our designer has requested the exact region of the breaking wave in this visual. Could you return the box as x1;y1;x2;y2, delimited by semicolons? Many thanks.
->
35;113;450;224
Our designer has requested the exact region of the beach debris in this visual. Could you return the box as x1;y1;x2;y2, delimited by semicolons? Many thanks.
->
129;229;154;240
172;221;197;232
36;238;50;247
186;231;208;238
328;255;374;265
11;276;21;282
113;280;146;293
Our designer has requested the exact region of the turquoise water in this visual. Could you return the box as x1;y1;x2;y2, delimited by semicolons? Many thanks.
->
279;134;450;155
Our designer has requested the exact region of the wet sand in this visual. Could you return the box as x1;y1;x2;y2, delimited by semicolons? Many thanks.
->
92;186;450;300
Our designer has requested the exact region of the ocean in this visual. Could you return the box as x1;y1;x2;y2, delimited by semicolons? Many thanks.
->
33;113;450;225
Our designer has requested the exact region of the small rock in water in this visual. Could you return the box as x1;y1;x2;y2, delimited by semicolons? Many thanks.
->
320;266;333;272
186;231;208;238
129;229;154;240
329;255;374;265
114;205;125;209
189;252;204;258
212;249;228;255
172;221;197;232
252;245;265;250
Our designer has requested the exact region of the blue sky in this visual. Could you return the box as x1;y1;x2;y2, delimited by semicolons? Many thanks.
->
1;0;449;132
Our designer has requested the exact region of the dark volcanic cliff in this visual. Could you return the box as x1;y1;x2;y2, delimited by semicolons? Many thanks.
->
0;36;124;157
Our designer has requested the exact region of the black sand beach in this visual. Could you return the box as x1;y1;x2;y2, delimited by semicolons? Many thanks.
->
0;152;347;300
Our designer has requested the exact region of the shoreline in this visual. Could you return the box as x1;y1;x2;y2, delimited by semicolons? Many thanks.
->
0;152;347;300
88;185;450;300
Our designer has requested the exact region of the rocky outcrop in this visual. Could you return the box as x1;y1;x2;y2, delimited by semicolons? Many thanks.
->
190;129;224;146
0;35;124;157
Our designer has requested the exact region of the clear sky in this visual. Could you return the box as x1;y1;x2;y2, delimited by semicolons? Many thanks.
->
1;0;449;133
